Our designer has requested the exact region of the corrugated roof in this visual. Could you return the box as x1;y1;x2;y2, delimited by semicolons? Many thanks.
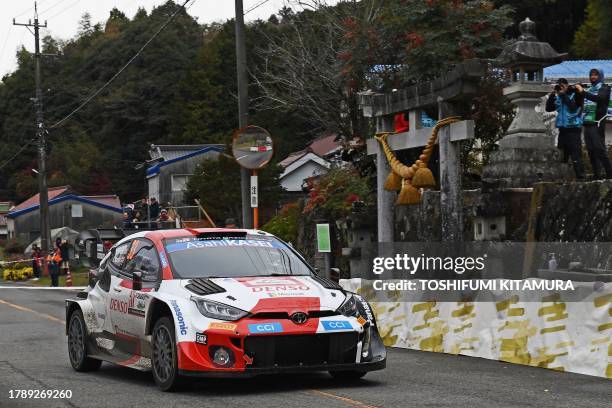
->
149;144;221;161
544;60;612;81
146;145;224;177
81;195;121;209
7;194;123;218
12;186;71;212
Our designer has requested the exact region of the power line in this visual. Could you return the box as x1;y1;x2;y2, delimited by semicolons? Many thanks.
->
245;0;273;15
46;0;81;20
49;0;195;129
0;138;37;171
40;0;74;16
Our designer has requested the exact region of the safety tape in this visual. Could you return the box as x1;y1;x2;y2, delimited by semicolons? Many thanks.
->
0;258;38;266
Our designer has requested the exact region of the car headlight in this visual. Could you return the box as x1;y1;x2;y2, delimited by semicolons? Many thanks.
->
191;297;249;321
337;293;358;317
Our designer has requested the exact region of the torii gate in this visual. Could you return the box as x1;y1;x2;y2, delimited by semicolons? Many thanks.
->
359;60;485;242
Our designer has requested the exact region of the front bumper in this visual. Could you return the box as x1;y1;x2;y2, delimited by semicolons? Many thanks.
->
179;357;386;378
177;324;387;377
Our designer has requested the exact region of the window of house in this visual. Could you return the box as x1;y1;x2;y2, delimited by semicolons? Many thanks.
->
171;174;192;192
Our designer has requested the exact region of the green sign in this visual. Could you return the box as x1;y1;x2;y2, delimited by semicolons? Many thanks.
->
316;223;331;253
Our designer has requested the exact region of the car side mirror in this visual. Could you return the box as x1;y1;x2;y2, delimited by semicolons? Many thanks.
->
88;268;98;288
132;271;143;291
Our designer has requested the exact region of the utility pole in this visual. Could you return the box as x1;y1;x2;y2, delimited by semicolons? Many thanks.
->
14;2;51;271
234;0;253;229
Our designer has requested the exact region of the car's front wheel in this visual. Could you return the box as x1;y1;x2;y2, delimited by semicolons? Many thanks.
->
152;316;182;391
329;370;367;380
68;309;102;372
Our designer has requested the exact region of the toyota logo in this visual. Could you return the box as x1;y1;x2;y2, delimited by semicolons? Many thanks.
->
291;312;308;324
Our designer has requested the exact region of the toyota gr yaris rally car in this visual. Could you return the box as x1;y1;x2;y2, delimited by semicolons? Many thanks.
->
66;228;386;391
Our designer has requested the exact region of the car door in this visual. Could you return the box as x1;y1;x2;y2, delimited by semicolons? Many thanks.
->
112;239;161;342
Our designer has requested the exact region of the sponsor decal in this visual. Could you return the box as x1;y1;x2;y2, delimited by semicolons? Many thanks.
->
124;291;147;318
195;333;207;345
110;298;129;314
357;295;375;324
238;277;310;293
321;320;352;331
170;300;188;335
357;316;367;326
243;354;254;365
248;322;283;334
165;239;281;253
159;251;168;268
208;322;237;331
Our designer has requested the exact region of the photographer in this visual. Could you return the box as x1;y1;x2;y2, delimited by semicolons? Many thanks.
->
546;78;585;179
575;68;612;180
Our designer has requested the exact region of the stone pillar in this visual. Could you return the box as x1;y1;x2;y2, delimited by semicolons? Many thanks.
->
376;116;395;242
438;99;463;242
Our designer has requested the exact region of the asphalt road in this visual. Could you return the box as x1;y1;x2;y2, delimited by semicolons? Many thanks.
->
0;287;609;408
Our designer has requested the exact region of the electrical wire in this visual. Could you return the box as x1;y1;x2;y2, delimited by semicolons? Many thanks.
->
0;138;37;171
46;0;81;20
49;0;196;129
245;0;273;15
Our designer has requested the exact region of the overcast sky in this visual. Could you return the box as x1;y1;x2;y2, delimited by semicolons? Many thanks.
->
0;0;301;78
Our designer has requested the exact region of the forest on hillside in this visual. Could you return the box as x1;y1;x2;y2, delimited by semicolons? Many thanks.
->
0;0;607;204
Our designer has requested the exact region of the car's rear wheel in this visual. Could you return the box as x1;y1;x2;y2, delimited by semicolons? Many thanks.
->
329;370;367;380
68;309;102;371
152;317;182;391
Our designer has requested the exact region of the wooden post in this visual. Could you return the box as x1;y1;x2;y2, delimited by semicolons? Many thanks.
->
375;116;395;242
438;98;463;242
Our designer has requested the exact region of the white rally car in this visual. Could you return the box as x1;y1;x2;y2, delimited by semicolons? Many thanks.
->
66;228;386;391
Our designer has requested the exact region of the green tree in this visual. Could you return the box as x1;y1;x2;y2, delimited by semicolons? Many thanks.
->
572;0;612;59
185;154;284;226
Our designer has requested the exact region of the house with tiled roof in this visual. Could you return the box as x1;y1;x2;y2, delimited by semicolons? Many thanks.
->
279;134;343;192
6;186;123;243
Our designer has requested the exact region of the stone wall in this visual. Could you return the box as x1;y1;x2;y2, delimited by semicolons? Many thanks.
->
392;180;611;242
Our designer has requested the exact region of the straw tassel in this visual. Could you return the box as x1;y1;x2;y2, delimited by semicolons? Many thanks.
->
412;116;461;188
396;178;421;205
384;171;402;191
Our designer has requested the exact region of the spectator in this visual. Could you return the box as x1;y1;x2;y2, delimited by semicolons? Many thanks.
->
60;239;70;276
149;197;160;220
136;198;149;220
132;211;142;228
123;211;133;229
224;218;237;228
575;68;612;179
159;209;169;222
47;244;62;287
31;244;41;280
545;78;585;179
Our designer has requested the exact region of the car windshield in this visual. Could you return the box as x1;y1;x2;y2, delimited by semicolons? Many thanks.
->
163;236;312;279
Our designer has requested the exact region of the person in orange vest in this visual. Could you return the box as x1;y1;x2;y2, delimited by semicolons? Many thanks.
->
47;245;62;287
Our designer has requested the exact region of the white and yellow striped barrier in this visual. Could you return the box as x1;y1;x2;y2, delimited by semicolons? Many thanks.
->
341;278;611;379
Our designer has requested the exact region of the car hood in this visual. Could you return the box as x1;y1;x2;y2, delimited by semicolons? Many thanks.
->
179;275;346;313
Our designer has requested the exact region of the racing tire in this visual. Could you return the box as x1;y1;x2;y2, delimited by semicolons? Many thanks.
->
329;370;367;380
152;316;183;392
68;309;102;372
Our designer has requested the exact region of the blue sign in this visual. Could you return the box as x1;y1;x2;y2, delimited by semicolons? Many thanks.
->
248;322;283;334
321;320;352;331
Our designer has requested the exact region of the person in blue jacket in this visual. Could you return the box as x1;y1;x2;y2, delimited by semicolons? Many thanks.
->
546;78;585;179
575;68;612;180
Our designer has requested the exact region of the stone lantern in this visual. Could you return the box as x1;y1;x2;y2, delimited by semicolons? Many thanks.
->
482;18;572;187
